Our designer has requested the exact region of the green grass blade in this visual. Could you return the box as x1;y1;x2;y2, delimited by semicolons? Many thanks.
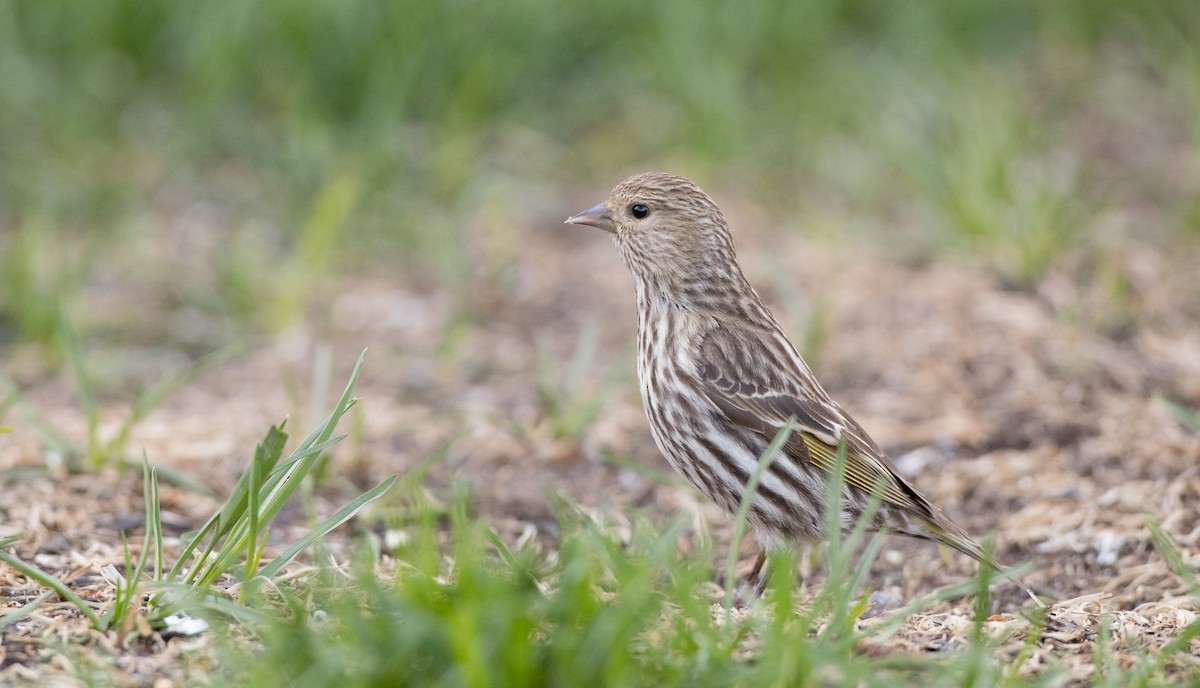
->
1161;397;1200;434
106;343;246;462
1149;518;1198;591
56;312;101;467
0;377;72;461
190;426;293;588
484;527;541;590
166;423;289;584
251;351;362;529
257;473;397;579
149;460;164;580
0;548;105;630
170;351;367;593
201;434;348;587
0;589;55;629
722;419;794;612
247;434;261;582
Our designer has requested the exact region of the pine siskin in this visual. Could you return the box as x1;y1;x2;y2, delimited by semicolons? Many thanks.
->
566;172;1031;597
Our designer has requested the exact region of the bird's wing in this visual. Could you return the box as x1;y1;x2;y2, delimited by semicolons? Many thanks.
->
692;325;928;514
691;325;1037;600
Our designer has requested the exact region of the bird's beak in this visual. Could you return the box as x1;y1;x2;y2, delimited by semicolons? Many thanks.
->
565;201;616;233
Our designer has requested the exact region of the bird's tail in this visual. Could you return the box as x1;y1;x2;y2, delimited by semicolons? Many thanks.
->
915;511;1042;605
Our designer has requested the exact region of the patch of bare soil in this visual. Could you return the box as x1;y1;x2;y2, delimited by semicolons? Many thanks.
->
3;215;1199;684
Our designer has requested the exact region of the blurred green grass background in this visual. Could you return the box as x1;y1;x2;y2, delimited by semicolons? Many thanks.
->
2;0;1198;348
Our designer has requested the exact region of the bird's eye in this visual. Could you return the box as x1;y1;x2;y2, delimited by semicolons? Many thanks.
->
630;203;650;219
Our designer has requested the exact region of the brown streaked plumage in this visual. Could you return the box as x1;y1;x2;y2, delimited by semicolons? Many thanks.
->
566;172;1031;597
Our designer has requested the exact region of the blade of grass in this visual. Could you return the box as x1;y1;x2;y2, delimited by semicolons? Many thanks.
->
0;589;55;629
257;473;398;580
171;429;341;584
105;343;246;464
484;527;542;591
56;311;101;467
0;548;105;630
250;352;365;531
167;423;290;584
809;438;888;646
722;419;794;613
146;458;164;581
166;351;368;597
201;428;354;587
1146;519;1200;667
0;378;72;462
1160;397;1200;434
1149;518;1199;590
247;434;261;582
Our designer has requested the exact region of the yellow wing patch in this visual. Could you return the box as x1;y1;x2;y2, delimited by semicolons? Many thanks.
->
798;432;916;509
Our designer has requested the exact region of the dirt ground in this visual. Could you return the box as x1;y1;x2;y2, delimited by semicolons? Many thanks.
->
3;208;1200;683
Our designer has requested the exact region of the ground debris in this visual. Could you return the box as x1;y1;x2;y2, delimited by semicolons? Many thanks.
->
3;235;1200;684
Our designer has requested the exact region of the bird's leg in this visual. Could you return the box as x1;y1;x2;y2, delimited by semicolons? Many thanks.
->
732;549;770;608
747;549;769;596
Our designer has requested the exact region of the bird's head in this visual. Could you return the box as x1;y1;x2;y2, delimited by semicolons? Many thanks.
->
565;173;740;289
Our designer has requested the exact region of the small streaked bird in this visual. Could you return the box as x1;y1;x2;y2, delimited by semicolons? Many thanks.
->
566;172;1029;596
